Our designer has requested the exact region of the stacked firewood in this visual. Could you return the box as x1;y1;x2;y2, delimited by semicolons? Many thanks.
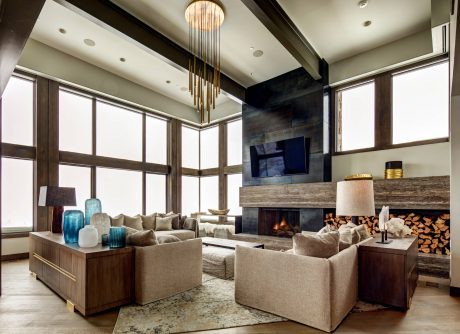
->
324;212;450;255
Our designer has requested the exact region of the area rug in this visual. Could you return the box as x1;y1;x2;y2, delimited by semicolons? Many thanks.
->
113;275;287;334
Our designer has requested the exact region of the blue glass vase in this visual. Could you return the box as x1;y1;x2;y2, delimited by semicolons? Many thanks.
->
63;210;84;244
85;198;102;225
109;227;126;248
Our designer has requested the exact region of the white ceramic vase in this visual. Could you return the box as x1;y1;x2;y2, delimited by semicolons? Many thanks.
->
90;213;111;243
78;225;98;248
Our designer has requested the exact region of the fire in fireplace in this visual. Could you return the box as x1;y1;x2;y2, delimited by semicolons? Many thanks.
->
259;208;301;238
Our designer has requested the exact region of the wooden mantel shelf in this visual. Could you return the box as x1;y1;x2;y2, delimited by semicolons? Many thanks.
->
239;176;450;210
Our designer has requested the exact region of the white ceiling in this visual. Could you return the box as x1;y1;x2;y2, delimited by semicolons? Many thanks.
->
110;0;300;87
31;0;232;109
278;0;431;63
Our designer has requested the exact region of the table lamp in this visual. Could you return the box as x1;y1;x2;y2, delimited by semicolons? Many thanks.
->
336;179;375;226
39;186;76;233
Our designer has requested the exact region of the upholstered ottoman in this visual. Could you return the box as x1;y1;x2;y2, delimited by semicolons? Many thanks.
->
202;246;235;279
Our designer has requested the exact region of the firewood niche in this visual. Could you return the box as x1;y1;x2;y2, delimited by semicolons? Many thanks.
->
324;211;450;255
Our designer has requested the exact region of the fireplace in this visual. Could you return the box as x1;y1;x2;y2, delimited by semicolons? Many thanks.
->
258;208;301;238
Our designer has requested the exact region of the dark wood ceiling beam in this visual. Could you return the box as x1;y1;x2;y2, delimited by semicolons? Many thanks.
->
53;0;246;103
240;0;323;80
0;0;46;96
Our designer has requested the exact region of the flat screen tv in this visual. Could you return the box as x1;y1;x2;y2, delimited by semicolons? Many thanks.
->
250;136;310;178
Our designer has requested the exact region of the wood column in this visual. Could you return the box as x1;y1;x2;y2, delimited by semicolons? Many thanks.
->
374;73;392;149
168;119;182;213
219;123;227;215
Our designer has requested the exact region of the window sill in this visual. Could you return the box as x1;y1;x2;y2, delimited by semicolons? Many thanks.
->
1;231;31;239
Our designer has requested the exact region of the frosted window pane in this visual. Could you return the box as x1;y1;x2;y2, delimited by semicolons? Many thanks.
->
227;119;242;165
200;126;219;169
59;90;92;154
2;77;34;146
96;168;142;216
227;173;242;215
200;176;218;212
392;62;449;144
59;165;91;212
182;176;199;215
182;126;199;168
146;174;166;214
96;101;142;160
2;158;33;229
338;82;375;151
146;116;167;164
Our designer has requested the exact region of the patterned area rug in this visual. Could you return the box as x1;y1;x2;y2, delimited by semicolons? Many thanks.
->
113;275;287;334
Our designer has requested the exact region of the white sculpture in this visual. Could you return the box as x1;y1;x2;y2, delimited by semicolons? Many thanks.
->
386;218;412;238
78;225;98;247
378;206;389;232
90;213;111;243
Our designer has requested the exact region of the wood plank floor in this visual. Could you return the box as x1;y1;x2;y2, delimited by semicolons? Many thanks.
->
1;260;460;334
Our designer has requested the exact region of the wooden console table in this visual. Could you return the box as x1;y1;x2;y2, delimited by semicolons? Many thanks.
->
29;231;134;315
358;235;418;309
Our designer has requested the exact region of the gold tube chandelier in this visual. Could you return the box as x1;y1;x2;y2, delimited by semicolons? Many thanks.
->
185;0;224;124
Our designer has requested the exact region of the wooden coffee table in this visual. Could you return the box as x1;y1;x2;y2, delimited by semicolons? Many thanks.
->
201;237;264;249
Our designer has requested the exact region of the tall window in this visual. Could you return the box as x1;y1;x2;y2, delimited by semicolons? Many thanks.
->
227;173;242;215
227;119;242;165
182;125;199;168
59;165;91;212
336;82;375;152
96;101;142;161
392;62;449;144
59;90;92;154
200;176;218;212
1;158;33;232
1;76;34;146
200;126;219;169
96;168;142;216
146;174;166;213
182;176;199;215
146;116;167;165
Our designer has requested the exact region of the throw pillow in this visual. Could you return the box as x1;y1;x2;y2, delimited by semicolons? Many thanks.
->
140;213;156;230
126;229;158;246
183;217;197;231
339;240;352;251
111;214;124;227
157;212;180;229
353;224;371;241
157;235;181;244
338;223;360;244
293;231;340;258
179;215;187;229
123;214;143;231
316;224;336;234
123;225;139;238
155;216;173;231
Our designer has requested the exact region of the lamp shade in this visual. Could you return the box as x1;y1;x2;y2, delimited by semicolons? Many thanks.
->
38;186;76;207
336;180;375;216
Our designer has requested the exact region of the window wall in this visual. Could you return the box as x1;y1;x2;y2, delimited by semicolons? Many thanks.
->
59;164;91;212
1;75;36;232
334;57;449;153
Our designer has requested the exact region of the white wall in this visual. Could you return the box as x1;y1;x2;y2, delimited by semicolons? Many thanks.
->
2;238;29;256
332;142;450;181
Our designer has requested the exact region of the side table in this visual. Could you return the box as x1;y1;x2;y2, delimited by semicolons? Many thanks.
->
358;235;418;309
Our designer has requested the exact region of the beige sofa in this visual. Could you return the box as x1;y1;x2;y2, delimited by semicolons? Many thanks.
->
235;243;359;332
134;238;202;305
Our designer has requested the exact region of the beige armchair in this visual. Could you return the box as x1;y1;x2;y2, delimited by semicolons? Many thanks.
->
134;238;202;305
235;244;358;332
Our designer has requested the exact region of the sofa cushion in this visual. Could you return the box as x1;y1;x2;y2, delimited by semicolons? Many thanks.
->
155;230;195;241
124;215;143;231
157;235;181;244
354;224;371;241
339;223;360;244
317;224;337;234
127;229;158;246
155;216;173;231
140;213;156;230
293;231;339;258
111;214;124;227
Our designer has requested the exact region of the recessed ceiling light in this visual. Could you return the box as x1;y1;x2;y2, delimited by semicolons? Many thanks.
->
166;80;171;84
249;46;254;51
119;57;126;62
358;0;368;8
58;28;66;34
83;38;96;47
250;72;254;76
253;50;263;57
363;20;372;27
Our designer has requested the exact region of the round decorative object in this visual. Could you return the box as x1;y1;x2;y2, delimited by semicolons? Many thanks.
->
90;213;111;243
109;227;126;248
101;234;109;246
208;208;230;215
63;210;84;244
344;174;373;181
78;225;98;248
385;161;403;179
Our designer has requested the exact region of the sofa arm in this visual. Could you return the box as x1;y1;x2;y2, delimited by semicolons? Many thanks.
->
134;238;202;305
235;246;332;332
